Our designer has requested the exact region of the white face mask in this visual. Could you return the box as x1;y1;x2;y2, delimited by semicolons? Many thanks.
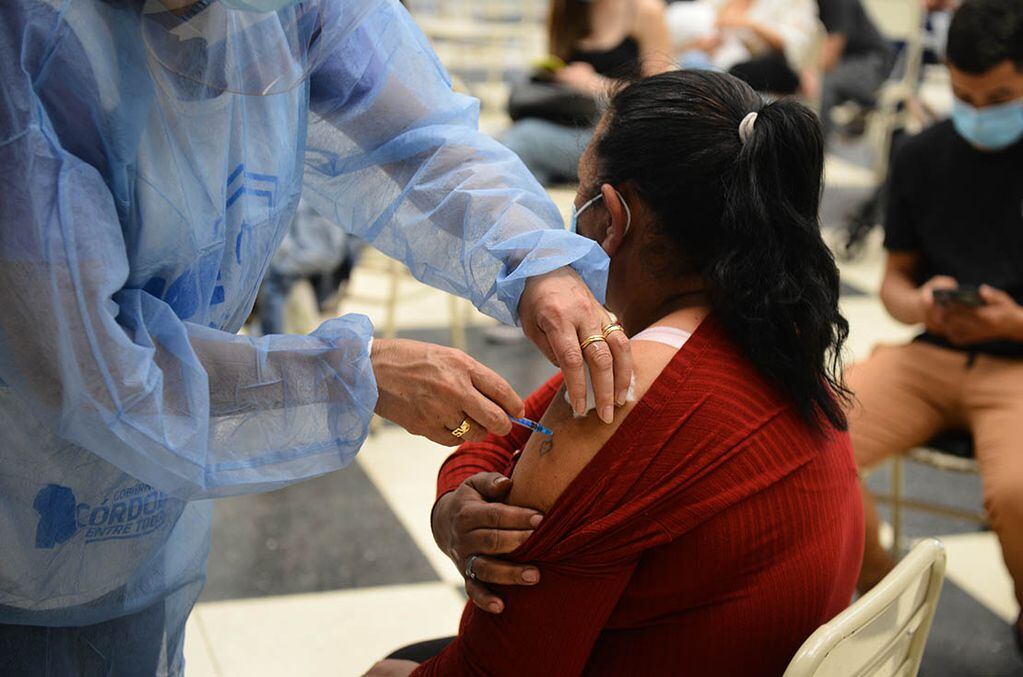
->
568;189;632;236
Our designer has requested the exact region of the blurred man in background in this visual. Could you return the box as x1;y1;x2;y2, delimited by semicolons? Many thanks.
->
846;0;1023;651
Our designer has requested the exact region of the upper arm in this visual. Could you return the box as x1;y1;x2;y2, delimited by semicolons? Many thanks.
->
820;34;848;70
508;340;678;512
633;0;675;76
883;251;921;287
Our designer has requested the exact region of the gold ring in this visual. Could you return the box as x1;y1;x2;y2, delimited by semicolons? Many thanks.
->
579;334;607;351
451;418;471;438
601;323;625;340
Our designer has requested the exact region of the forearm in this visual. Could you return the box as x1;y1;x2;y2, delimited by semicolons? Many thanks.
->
880;273;926;325
1006;307;1023;341
819;35;846;73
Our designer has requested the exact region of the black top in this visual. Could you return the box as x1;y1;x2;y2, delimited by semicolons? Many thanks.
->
570;37;641;81
885;120;1023;358
817;0;892;60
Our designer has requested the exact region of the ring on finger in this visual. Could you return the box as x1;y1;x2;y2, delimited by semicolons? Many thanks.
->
579;334;607;351
601;323;625;340
465;554;480;580
450;418;472;439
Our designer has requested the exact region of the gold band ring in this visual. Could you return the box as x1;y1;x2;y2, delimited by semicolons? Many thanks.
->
579;334;607;351
601;323;625;340
451;418;471;438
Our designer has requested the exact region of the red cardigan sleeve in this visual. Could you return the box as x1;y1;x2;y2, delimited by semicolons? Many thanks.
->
412;560;637;676
435;374;563;499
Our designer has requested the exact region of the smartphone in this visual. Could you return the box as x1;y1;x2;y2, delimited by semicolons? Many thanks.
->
933;284;986;308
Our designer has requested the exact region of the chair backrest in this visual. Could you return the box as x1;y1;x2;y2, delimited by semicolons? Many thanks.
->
783;539;947;677
863;0;925;42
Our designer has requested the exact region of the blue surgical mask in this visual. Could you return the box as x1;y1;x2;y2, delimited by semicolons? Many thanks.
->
568;189;632;235
952;98;1023;152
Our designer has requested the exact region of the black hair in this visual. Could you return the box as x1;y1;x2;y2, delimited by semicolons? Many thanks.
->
595;70;851;432
947;0;1023;74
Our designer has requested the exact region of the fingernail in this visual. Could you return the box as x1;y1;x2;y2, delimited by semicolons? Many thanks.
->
573;399;586;417
522;569;540;583
530;514;543;527
616;390;627;406
494;476;510;487
488;602;502;613
600;406;614;424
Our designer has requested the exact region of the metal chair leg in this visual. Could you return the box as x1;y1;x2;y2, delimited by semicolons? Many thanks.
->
891;456;904;559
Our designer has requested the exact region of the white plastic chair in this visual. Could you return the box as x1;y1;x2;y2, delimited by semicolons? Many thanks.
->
861;0;927;179
783;538;947;677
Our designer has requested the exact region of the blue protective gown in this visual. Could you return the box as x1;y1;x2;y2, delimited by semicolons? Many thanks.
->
0;0;608;669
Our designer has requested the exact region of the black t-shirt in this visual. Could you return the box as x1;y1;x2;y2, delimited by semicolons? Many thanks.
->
817;0;891;60
885;119;1023;358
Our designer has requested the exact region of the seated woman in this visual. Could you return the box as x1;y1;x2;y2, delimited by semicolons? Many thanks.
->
502;0;672;186
371;70;863;677
668;0;818;95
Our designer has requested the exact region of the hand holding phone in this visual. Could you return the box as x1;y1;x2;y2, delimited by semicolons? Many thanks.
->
933;284;987;308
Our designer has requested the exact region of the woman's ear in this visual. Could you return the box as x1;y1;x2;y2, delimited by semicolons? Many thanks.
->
598;183;629;256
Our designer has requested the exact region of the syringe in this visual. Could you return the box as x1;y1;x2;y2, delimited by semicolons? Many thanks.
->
508;415;553;436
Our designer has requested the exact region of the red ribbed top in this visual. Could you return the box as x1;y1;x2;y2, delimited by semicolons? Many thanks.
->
416;317;863;677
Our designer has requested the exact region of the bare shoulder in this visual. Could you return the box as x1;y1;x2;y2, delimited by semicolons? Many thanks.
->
508;339;680;512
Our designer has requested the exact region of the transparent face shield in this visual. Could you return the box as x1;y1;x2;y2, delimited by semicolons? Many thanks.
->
141;0;325;97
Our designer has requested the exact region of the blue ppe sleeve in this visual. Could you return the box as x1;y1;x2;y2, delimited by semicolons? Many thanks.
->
302;0;610;325
0;70;376;501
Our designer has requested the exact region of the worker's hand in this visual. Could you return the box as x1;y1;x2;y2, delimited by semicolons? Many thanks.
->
371;339;524;444
942;285;1023;346
432;473;543;614
519;267;633;424
363;659;418;677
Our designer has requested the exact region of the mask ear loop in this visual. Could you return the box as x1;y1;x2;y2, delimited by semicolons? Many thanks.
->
612;188;632;236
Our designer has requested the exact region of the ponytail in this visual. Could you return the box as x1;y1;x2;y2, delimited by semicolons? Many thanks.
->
596;70;850;431
718;99;850;430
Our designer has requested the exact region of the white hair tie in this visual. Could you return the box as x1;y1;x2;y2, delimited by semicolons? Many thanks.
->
738;112;758;145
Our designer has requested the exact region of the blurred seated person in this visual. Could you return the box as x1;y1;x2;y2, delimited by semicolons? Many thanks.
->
847;0;1023;651
803;0;894;140
667;0;818;94
501;0;672;186
256;200;359;336
368;70;863;677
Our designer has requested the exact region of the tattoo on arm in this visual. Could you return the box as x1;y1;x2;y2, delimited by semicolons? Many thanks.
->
539;437;554;457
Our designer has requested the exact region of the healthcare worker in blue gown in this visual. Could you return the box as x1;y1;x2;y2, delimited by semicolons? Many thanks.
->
0;0;636;673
